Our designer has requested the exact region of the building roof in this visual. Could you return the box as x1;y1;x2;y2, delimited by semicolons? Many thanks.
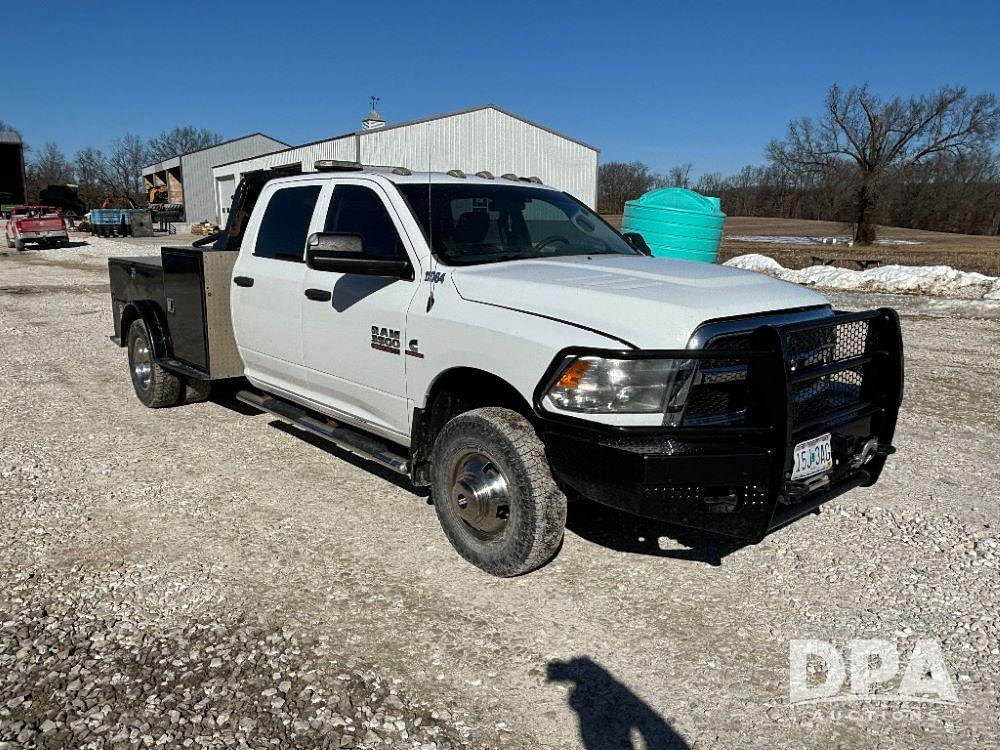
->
212;104;598;170
142;132;289;173
0;131;23;144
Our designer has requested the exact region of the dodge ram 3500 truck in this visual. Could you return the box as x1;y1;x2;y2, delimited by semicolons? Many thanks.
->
108;162;903;576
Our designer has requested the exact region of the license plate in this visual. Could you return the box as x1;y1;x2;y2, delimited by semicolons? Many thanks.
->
792;433;833;480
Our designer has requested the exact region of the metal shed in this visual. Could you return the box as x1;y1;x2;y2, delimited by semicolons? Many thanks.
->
0;131;27;208
210;105;599;223
143;133;288;224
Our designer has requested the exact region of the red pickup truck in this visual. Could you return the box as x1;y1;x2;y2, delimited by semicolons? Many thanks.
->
4;205;69;250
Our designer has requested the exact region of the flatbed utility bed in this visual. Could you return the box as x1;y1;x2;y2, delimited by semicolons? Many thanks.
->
108;246;242;380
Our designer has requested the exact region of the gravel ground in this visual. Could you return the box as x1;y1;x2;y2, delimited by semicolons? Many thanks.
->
1;231;997;749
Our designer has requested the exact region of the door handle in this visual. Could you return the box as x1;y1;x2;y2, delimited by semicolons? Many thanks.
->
233;276;255;287
304;288;332;302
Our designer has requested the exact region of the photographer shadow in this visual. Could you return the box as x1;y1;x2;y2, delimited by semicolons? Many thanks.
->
548;657;690;750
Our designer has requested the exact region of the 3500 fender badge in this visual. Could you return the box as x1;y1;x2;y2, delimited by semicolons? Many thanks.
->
371;326;400;355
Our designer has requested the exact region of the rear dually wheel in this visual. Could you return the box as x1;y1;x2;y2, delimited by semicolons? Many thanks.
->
127;319;181;408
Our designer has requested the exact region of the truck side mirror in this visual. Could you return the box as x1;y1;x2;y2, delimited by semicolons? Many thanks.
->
307;232;363;255
305;232;413;280
623;232;652;256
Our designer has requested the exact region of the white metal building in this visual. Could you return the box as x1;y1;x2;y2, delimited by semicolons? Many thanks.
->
211;105;599;224
142;133;288;224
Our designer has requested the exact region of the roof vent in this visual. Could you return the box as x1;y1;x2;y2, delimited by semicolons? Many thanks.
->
475;170;494;179
446;169;466;178
392;166;412;176
500;173;518;181
315;160;363;172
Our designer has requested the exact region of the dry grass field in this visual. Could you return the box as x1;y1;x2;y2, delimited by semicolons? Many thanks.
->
604;215;1000;276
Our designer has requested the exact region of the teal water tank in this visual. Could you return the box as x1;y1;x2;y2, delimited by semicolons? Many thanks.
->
621;187;725;263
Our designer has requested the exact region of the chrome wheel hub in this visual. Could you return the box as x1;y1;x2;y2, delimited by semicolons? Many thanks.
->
450;451;510;539
132;337;152;391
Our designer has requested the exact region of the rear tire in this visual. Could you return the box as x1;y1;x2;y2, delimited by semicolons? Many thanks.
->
430;407;567;576
127;319;181;408
14;239;24;251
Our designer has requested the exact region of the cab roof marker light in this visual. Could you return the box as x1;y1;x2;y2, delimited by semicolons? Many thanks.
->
446;169;466;178
314;160;363;172
392;166;412;176
500;173;519;181
475;170;495;179
527;176;542;184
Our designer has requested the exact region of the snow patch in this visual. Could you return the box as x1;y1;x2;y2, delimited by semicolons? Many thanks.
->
725;253;1000;301
727;234;922;246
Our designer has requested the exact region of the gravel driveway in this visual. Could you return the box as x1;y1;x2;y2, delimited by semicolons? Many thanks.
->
1;232;997;749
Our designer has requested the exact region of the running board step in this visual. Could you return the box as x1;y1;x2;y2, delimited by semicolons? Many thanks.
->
236;390;409;475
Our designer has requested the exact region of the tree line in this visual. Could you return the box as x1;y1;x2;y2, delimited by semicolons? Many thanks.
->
598;84;1000;243
0;122;222;209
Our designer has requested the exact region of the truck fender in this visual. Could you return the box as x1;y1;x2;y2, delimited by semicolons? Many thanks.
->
118;300;172;360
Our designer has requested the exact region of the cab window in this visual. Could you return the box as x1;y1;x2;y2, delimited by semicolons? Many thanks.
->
325;185;406;259
254;185;321;261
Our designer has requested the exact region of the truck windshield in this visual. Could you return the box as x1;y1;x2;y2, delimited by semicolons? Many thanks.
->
396;183;637;265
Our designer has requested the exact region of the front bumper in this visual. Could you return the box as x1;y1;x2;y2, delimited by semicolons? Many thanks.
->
538;308;903;541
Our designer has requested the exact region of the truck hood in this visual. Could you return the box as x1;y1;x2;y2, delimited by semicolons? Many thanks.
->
449;254;829;349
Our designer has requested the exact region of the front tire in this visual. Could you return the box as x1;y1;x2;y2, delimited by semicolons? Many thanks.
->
127;319;181;408
430;407;567;576
13;239;24;251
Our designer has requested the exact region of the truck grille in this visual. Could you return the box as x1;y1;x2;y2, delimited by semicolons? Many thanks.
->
681;333;753;426
682;314;884;430
786;318;874;427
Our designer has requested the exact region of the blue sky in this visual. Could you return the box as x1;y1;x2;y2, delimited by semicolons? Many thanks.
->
6;0;999;176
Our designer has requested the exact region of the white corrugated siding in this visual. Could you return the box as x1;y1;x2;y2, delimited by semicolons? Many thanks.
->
181;134;288;223
359;108;597;206
210;107;598;219
211;137;358;219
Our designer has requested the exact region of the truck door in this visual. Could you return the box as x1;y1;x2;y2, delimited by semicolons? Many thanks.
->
231;180;325;395
300;180;419;440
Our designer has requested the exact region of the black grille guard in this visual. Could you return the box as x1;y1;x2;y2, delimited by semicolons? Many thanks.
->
536;307;904;540
750;308;903;532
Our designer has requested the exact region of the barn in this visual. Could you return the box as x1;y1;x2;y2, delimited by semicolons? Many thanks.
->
0;131;27;209
142;133;288;224
210;104;599;225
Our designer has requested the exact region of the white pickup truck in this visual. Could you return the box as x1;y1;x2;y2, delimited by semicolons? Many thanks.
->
108;162;903;576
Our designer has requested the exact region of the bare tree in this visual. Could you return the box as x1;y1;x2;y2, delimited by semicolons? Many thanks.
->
597;161;659;213
768;83;1000;243
146;126;223;164
106;135;150;205
25;142;75;199
74;147;113;208
666;163;693;189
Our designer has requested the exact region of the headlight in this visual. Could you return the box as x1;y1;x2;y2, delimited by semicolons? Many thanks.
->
543;355;697;417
